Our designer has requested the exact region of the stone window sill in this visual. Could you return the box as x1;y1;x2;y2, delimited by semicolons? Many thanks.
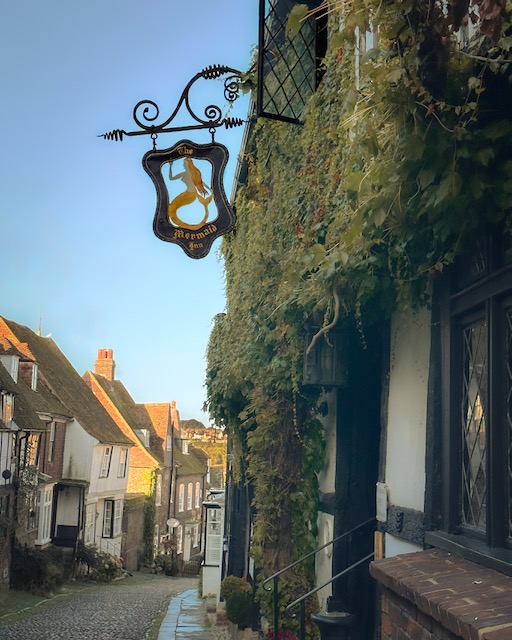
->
370;548;512;640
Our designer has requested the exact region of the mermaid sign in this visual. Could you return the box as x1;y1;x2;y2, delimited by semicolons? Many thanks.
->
143;140;235;259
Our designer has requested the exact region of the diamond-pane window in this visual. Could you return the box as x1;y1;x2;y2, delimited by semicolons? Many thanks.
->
257;0;327;123
456;235;487;290
507;308;512;538
461;320;488;532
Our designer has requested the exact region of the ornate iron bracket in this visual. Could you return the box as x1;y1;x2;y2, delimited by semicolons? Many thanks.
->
99;65;245;143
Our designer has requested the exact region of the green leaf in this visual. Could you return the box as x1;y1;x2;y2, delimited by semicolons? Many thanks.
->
308;243;326;267
386;68;404;84
418;168;437;189
370;207;387;227
475;148;495;166
345;171;365;192
481;120;512;141
434;172;462;206
286;4;309;37
401;134;425;161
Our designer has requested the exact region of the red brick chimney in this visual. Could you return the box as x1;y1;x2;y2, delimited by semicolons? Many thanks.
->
94;348;116;381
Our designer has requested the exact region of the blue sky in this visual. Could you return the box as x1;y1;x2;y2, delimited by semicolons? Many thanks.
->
0;1;258;422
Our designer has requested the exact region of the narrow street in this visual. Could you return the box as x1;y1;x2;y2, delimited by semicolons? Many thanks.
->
0;574;199;640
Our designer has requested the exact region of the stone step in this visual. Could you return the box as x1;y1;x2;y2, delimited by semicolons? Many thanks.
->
215;612;229;626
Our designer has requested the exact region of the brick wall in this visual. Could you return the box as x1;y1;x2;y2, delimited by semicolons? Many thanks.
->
0;487;13;589
371;549;512;640
379;585;462;640
122;494;146;572
40;421;65;479
94;349;115;381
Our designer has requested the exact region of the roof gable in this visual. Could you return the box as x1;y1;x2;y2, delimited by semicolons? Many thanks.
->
83;371;158;466
0;318;132;445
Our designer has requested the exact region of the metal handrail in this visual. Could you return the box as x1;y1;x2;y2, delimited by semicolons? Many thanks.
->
286;552;375;617
261;516;375;591
262;517;375;639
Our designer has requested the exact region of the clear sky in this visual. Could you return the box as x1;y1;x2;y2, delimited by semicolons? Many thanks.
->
0;1;258;422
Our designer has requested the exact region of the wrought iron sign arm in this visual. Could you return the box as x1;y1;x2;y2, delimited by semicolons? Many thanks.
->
99;65;245;142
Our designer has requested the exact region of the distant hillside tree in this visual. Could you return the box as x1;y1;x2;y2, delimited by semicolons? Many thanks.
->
181;419;207;430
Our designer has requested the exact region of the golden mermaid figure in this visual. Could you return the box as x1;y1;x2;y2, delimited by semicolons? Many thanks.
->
167;157;213;230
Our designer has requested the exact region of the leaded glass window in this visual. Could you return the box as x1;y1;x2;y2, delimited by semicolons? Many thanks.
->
461;319;488;532
257;0;327;123
507;307;512;539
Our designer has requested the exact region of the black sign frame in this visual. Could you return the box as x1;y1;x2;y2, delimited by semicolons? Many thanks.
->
143;140;235;259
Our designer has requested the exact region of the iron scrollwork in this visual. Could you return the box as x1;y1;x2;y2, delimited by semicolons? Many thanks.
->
100;65;245;142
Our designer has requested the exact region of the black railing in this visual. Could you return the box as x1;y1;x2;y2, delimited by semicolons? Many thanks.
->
286;552;375;640
262;517;375;640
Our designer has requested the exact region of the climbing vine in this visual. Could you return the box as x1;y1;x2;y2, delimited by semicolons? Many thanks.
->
205;0;512;627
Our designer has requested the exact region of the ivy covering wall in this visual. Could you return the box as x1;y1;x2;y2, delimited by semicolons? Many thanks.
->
205;0;512;615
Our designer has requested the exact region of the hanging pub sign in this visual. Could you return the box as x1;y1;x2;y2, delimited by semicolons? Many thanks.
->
143;140;234;259
100;65;245;259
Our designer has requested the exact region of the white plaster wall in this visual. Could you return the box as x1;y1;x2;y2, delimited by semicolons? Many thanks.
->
89;445;130;497
315;512;333;610
203;565;221;600
385;533;422;558
317;390;337;495
385;307;431;512
63;420;95;480
315;392;336;609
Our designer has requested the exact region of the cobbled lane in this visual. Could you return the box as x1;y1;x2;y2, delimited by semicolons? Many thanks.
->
0;574;198;640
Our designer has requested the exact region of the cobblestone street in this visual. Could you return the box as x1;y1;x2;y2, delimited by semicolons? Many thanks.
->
0;574;199;640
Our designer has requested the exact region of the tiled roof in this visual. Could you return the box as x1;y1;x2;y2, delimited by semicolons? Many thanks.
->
175;446;207;476
83;371;158;466
0;336;33;360
0;360;64;432
190;445;209;465
143;403;171;457
0;318;132;445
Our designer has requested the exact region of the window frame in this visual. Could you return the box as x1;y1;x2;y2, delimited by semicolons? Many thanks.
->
26;490;39;532
155;474;162;507
84;503;95;545
187;482;193;510
426;228;512;571
117;447;128;478
36;485;53;545
99;446;112;478
178;483;185;512
257;0;328;124
176;525;183;555
113;499;122;537
103;499;113;538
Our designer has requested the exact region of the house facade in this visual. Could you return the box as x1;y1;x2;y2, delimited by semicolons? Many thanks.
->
84;350;207;570
84;350;167;569
170;402;208;566
0;317;133;576
206;2;512;638
370;230;512;640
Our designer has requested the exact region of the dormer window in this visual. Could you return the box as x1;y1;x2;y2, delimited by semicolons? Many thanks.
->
31;363;38;391
0;355;19;383
182;439;189;455
1;393;14;424
18;361;38;390
135;429;150;448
